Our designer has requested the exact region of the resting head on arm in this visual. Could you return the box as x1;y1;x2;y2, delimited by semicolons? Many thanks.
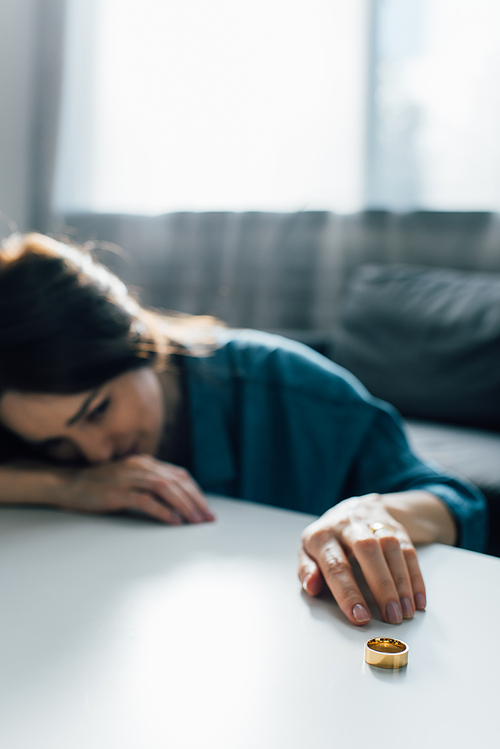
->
0;232;215;523
0;232;475;630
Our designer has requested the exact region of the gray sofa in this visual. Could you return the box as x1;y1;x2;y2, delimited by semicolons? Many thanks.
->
328;261;500;557
65;210;500;556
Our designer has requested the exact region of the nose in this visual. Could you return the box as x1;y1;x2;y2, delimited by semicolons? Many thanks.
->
77;434;116;464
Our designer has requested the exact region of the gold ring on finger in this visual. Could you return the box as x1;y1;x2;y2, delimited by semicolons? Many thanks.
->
369;522;395;535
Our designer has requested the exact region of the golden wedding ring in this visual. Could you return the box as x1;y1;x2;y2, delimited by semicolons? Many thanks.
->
370;522;395;534
364;638;409;669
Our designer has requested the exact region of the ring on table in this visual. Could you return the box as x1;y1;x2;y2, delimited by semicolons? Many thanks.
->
364;638;409;669
369;522;396;535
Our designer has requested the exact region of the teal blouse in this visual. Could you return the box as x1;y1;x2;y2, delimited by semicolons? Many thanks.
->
183;329;487;552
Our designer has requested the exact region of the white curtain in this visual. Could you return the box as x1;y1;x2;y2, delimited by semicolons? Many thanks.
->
368;0;500;211
54;0;368;215
0;0;66;236
54;0;500;216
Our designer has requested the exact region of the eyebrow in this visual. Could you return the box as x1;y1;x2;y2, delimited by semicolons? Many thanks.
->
66;388;101;427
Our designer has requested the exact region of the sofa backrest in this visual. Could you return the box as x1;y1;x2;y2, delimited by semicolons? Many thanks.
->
65;210;500;335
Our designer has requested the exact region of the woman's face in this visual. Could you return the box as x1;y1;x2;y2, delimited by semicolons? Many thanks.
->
0;368;165;464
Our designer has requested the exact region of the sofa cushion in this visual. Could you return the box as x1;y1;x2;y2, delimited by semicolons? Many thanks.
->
332;264;500;430
404;418;500;557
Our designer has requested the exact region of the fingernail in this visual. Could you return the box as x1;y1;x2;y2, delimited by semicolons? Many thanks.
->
401;596;413;619
415;592;426;610
204;510;216;521
386;601;403;624
191;511;204;523
302;574;312;593
353;604;371;624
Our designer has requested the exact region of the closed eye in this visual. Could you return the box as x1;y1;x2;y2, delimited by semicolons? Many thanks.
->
87;397;111;423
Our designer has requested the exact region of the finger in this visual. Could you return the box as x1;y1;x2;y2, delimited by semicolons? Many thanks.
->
402;545;426;610
139;469;205;523
377;533;415;619
127;491;184;525
150;468;214;523
298;544;324;596
125;458;215;522
350;534;403;624
152;477;204;523
304;533;371;625
171;467;216;521
122;473;195;522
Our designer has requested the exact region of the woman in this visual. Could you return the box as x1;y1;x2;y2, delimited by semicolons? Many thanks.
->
0;233;486;627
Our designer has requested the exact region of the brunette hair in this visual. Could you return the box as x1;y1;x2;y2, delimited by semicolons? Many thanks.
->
0;232;216;397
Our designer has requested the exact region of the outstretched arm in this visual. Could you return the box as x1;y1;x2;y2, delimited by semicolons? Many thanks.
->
298;402;484;627
345;407;486;552
299;489;455;627
382;488;456;545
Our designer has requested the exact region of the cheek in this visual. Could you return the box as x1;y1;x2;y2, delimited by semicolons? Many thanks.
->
121;380;163;434
44;440;84;463
140;385;164;431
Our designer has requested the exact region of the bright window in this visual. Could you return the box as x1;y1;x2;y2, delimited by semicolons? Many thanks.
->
370;0;500;210
54;0;500;214
54;0;368;214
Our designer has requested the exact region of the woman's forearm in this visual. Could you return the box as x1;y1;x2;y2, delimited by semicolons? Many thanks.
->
0;457;215;524
381;490;457;546
0;462;72;506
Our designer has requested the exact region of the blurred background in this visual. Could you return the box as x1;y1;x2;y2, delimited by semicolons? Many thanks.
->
2;0;500;553
1;0;500;333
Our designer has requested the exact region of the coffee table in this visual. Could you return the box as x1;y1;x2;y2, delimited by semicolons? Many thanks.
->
0;496;497;748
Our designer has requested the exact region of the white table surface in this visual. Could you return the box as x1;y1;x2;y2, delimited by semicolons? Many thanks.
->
0;496;498;749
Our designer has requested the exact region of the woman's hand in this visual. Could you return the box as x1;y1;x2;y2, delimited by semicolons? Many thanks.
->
298;493;427;626
60;454;215;525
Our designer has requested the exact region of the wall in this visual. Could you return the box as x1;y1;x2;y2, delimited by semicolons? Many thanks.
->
0;0;38;234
